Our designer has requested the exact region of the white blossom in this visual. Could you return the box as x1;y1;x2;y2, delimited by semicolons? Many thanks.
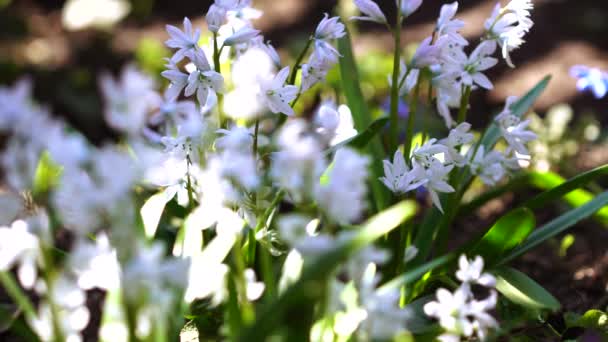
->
259;67;298;115
184;50;225;106
380;150;427;194
400;0;423;18
165;17;201;63
484;0;533;67
455;255;496;287
351;0;387;24
314;148;369;224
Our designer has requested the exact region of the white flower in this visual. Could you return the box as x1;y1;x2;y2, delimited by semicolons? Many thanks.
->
388;60;420;97
495;96;537;155
185;50;225;106
411;35;449;69
218;149;259;190
271;120;326;202
412;138;451;167
29;274;90;342
456;255;496;287
470;146;507;186
165;17;201;63
439;122;474;167
400;0;423;18
424;286;474;337
313;14;345;62
0;220;40;289
216;126;253;152
315;13;346;41
301;52;335;92
99;65;159;135
314;103;357;146
161;60;189;101
434;71;463;128
0;77;32;131
484;0;533;67
68;234;120;291
461;40;498;90
244;269;265;301
259;67;298;115
351;0;387;24
206;4;227;33
223;26;261;46
380;150;427;194
420;159;455;213
314;148;369;224
436;2;468;46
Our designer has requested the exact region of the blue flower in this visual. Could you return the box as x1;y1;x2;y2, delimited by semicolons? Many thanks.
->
570;65;608;99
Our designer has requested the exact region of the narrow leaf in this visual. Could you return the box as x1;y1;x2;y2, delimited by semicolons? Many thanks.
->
494;267;560;311
525;167;608;224
378;253;455;295
338;29;390;211
469;208;535;266
500;191;608;265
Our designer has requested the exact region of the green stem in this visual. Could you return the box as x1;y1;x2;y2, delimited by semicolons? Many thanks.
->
0;272;37;321
456;85;472;124
213;32;225;128
288;38;313;85
403;80;421;163
389;5;403;150
247;120;261;265
422;81;433;143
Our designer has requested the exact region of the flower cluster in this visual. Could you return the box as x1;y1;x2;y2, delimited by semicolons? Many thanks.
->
0;0;549;341
424;255;498;341
365;1;537;211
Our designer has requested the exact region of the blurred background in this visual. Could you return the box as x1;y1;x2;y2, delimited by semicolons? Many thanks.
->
2;0;608;313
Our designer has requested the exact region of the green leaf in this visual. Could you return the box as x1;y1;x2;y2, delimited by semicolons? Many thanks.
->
325;117;389;155
499;191;608;265
338;29;390;211
378;253;455;295
237;200;418;341
494;267;560;311
479;76;551;150
524;166;608;225
469;208;535;266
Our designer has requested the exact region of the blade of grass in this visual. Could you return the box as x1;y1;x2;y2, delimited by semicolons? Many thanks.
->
338;29;390;211
498;190;608;265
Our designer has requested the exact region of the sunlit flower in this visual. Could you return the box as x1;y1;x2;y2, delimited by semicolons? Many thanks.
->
380;150;427;194
456;255;496;287
185;50;225;106
165;17;201;63
259;67;298;115
315;148;369;224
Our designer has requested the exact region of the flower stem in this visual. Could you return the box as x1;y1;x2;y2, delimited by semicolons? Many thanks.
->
0;272;37;321
403;80;420;163
213;32;225;128
288;38;313;85
246;120;261;265
389;4;403;150
457;85;472;124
